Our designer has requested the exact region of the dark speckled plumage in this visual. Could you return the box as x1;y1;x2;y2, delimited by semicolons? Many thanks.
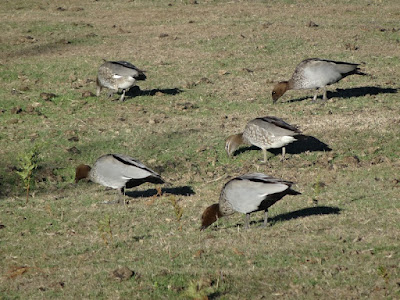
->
225;116;302;162
96;61;146;101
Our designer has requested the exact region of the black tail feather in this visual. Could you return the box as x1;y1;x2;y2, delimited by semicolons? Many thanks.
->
288;188;301;196
136;73;147;81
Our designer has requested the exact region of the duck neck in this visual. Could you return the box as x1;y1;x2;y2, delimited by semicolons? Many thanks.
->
83;165;96;183
287;79;295;90
239;132;251;146
236;133;246;145
215;204;224;217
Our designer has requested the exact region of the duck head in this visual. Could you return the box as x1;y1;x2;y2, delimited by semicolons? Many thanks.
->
272;81;289;103
75;164;91;183
225;134;244;157
200;203;223;230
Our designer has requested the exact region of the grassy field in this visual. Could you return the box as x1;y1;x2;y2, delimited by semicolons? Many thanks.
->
1;0;399;299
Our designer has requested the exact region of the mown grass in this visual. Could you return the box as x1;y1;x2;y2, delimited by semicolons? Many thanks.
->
1;0;400;299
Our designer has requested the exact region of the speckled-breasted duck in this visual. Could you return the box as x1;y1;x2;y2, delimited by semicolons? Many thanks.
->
75;154;163;203
225;116;301;163
272;58;366;102
96;61;146;101
201;173;300;230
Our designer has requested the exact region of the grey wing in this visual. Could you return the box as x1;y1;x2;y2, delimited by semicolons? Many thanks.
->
91;155;133;188
292;58;318;77
302;60;343;85
114;61;141;70
250;117;301;136
224;174;290;213
239;173;294;186
333;62;359;74
113;61;144;74
319;59;359;74
111;154;161;179
111;61;143;77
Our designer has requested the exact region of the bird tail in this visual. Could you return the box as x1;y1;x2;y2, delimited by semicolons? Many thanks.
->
148;176;164;185
355;68;368;76
287;188;301;196
136;72;147;81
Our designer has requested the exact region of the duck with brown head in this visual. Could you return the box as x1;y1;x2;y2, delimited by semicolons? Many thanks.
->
272;58;366;103
75;154;164;204
200;173;300;230
271;81;292;103
225;116;302;163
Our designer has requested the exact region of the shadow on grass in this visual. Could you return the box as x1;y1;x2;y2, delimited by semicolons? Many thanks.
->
271;135;332;155
233;135;331;157
125;185;195;198
126;86;183;98
228;206;340;228
286;86;398;103
267;205;341;224
209;206;341;230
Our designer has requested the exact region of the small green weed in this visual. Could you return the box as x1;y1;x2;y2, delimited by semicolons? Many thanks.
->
16;145;40;204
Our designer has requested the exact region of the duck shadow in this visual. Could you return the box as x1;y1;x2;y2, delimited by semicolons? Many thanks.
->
126;86;183;97
286;86;398;103
270;135;332;155
230;206;341;228
330;86;398;99
233;135;331;157
267;205;341;225
125;185;195;198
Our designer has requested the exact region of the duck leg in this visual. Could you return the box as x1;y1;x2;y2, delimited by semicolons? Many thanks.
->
280;147;286;162
245;213;251;229
321;87;328;102
96;85;102;97
120;89;126;102
312;90;319;102
263;209;269;227
260;148;268;164
119;187;127;206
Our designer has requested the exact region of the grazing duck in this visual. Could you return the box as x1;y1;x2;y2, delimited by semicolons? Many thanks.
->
96;60;147;101
225;116;301;163
272;58;366;103
75;154;164;203
201;173;300;230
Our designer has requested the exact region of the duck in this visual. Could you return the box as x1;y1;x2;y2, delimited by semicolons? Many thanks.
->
225;116;302;163
75;154;164;203
201;173;300;230
96;60;147;101
272;58;366;103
